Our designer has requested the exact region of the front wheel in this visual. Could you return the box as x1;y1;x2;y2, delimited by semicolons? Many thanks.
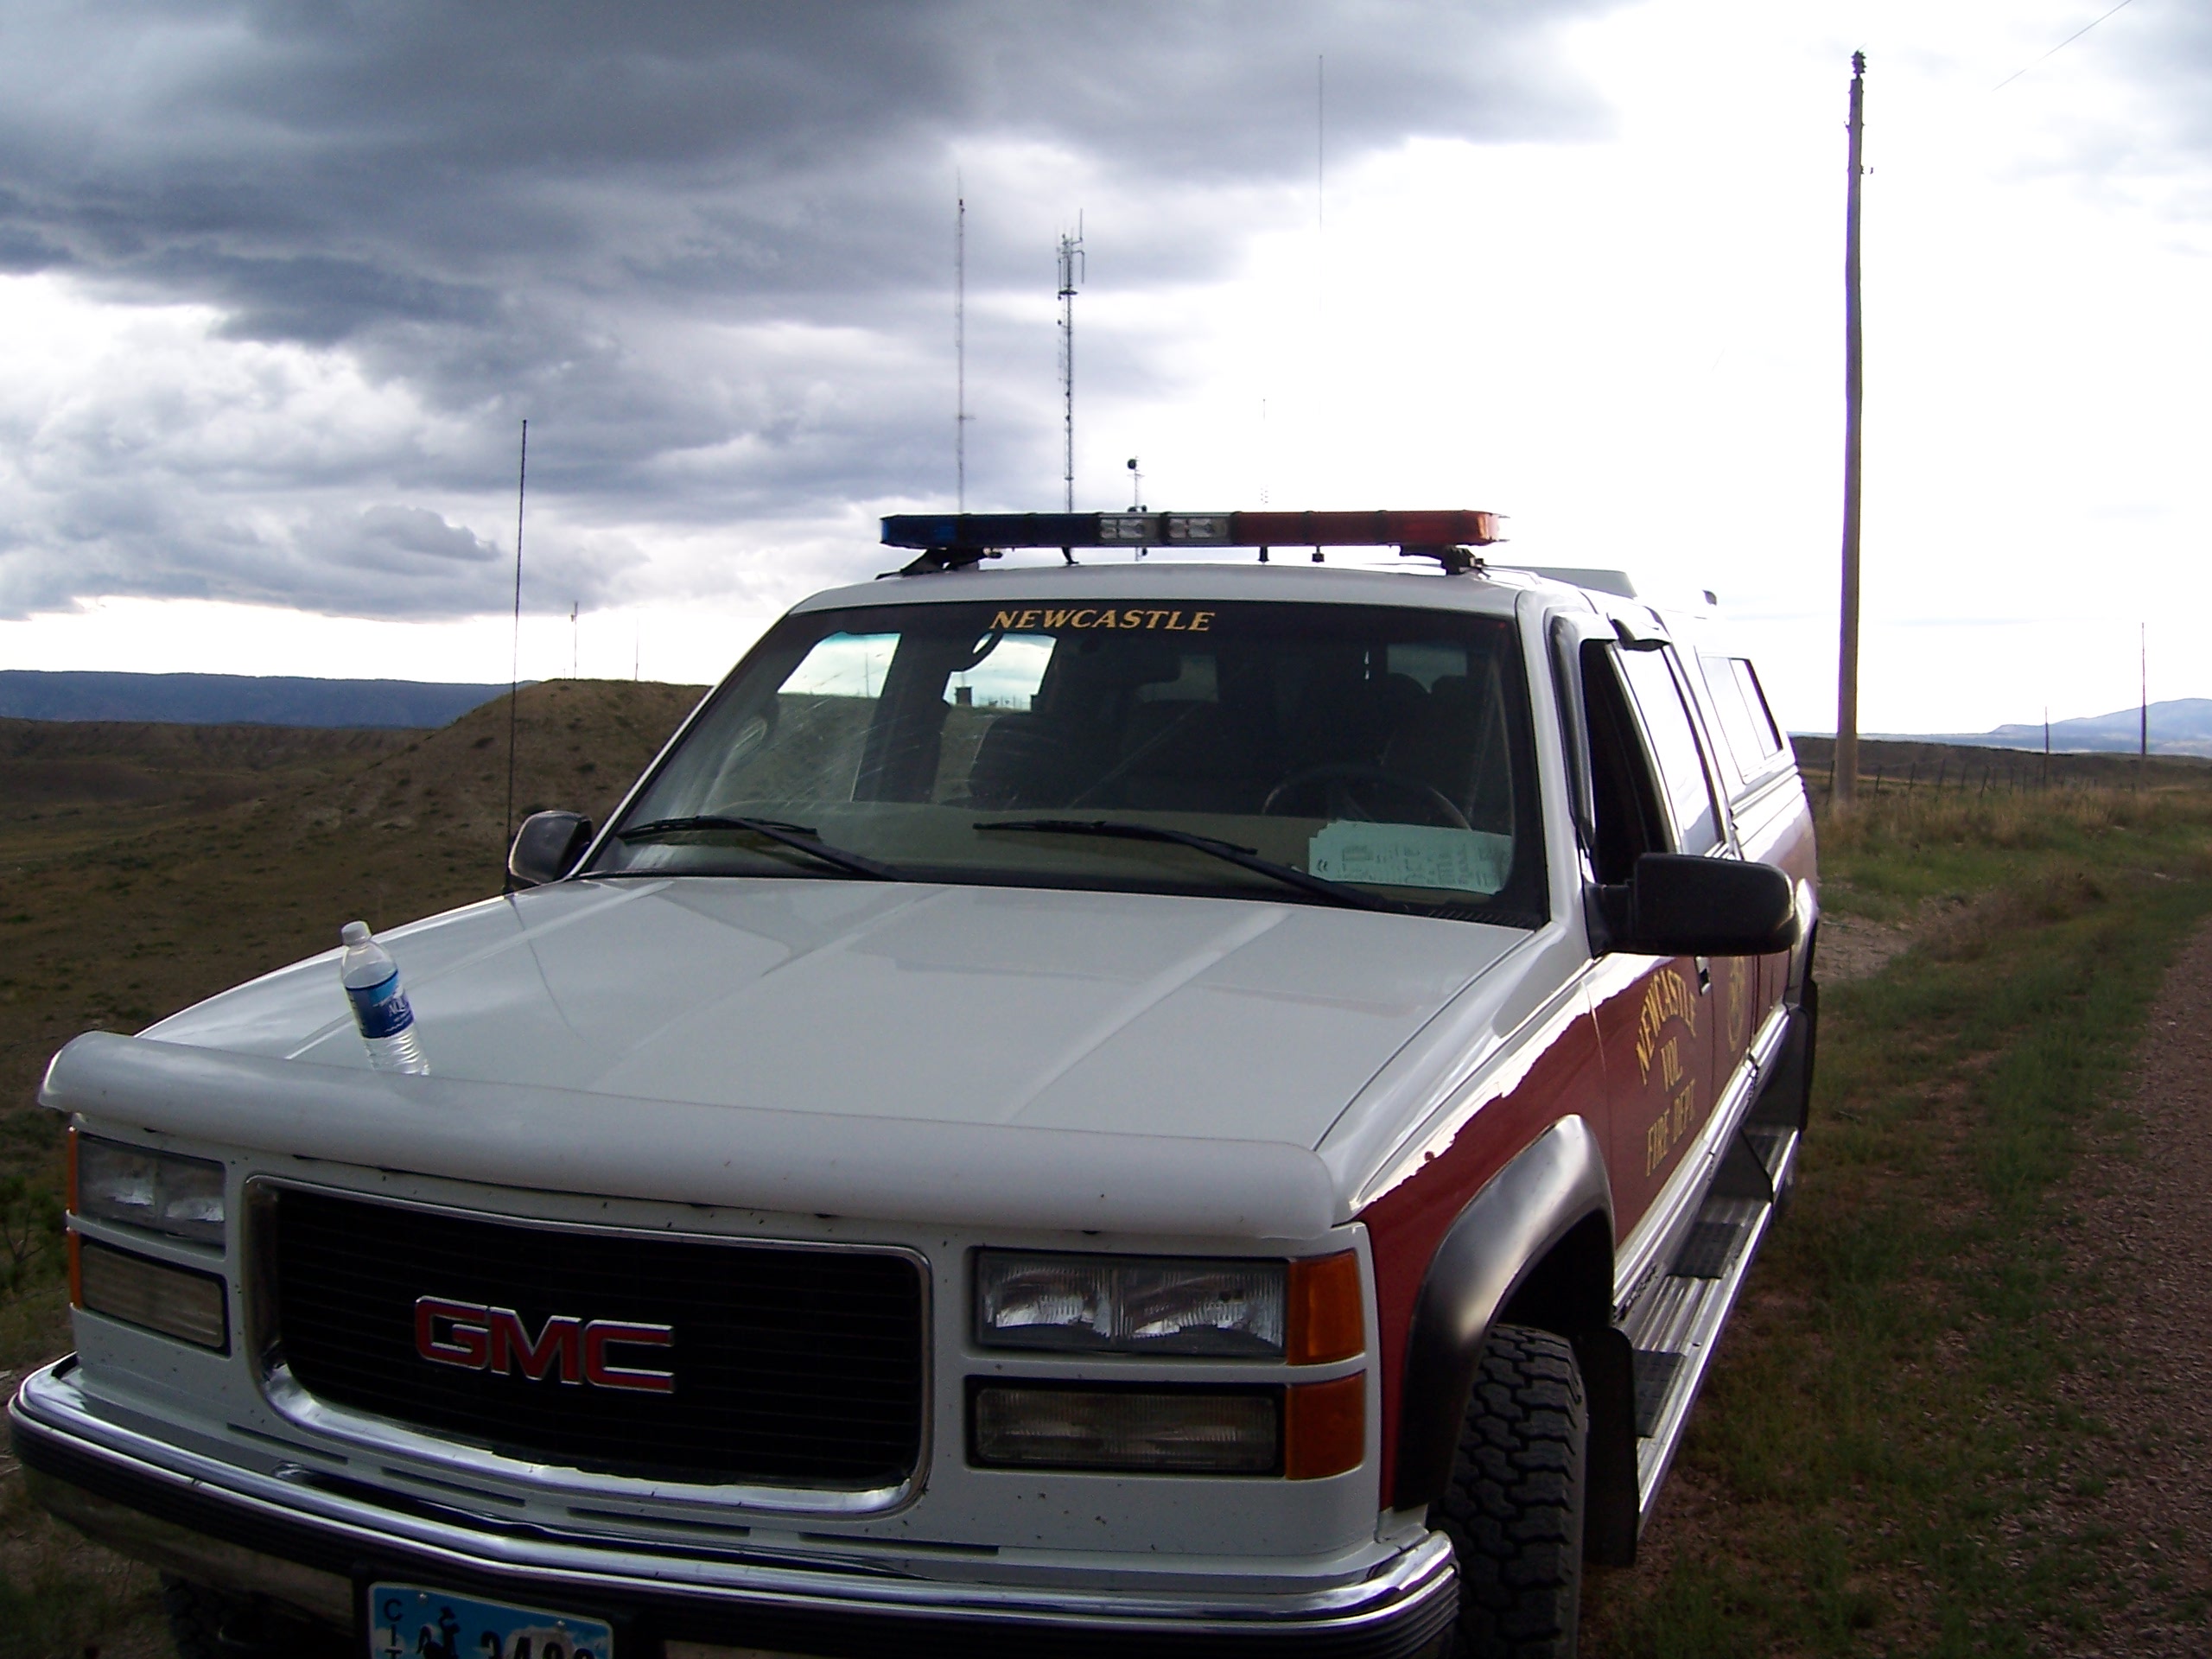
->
1430;1324;1588;1658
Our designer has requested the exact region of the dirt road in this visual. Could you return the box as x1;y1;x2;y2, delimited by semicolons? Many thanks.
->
2038;912;2212;1652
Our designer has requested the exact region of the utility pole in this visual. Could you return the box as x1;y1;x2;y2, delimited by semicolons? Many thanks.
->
569;601;579;679
1834;51;1867;809
2141;622;2149;759
1058;222;1084;512
2043;707;2050;790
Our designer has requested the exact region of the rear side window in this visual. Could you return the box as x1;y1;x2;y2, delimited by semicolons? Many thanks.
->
1696;653;1788;780
1697;652;1764;778
1732;659;1786;760
1615;647;1724;855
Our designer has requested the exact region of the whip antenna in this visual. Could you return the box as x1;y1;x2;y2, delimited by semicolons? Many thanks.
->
502;417;527;893
957;187;972;511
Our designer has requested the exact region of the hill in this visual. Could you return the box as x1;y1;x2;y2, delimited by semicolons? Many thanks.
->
0;670;520;728
0;678;706;1120
1874;696;2212;758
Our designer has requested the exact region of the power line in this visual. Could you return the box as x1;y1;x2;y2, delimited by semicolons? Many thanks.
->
1993;0;2138;92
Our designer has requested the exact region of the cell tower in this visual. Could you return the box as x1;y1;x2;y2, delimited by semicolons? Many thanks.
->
955;188;971;511
1057;219;1084;512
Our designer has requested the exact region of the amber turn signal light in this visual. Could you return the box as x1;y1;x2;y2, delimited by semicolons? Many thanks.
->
1285;1373;1365;1480
1287;1251;1363;1364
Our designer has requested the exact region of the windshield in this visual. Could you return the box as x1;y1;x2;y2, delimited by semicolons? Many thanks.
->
589;597;1547;925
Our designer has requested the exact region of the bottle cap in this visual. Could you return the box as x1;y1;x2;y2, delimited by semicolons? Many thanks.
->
340;921;372;946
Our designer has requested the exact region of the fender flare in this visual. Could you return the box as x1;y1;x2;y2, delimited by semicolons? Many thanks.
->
1391;1116;1615;1514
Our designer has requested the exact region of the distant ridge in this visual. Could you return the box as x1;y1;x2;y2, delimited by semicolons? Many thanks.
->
1869;696;2212;759
0;671;519;728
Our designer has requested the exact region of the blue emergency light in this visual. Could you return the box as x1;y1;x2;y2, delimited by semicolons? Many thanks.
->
880;510;1503;575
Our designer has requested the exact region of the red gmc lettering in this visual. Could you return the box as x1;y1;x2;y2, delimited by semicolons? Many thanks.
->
414;1298;489;1369
413;1297;672;1393
488;1306;582;1384
585;1321;677;1394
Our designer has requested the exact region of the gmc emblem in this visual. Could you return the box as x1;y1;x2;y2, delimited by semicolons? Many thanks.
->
413;1297;675;1394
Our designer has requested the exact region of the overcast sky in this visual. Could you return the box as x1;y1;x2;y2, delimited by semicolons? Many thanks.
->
1;0;2203;733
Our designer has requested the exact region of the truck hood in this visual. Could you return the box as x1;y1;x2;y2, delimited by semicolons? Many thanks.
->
143;877;1522;1151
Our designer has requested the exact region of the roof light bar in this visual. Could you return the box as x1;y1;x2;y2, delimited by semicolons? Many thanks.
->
881;510;1502;575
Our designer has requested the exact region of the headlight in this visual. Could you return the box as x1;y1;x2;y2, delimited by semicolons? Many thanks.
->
72;1134;226;1246
970;1383;1281;1473
74;1239;229;1351
976;1252;1287;1357
968;1376;1366;1478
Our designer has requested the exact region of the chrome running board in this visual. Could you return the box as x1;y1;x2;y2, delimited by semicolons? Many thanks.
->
1620;1120;1801;1522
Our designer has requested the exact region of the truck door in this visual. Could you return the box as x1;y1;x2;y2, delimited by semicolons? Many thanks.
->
1571;632;1727;1242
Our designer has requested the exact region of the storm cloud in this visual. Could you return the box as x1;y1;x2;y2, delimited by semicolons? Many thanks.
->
0;1;1617;619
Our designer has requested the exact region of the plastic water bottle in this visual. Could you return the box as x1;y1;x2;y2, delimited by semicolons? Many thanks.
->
340;921;428;1074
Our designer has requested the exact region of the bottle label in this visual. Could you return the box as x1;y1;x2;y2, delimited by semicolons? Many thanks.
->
347;972;415;1040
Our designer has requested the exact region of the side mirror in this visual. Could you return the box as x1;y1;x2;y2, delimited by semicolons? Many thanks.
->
508;810;594;887
1596;854;1798;957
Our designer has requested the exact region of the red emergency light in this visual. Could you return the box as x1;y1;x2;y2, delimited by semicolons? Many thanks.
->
880;509;1503;575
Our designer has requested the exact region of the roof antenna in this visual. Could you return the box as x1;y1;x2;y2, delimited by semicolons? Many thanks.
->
1058;219;1084;512
956;182;972;512
1127;456;1147;560
501;417;527;896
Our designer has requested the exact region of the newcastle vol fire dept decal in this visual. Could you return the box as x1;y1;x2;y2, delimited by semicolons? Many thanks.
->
414;1297;675;1394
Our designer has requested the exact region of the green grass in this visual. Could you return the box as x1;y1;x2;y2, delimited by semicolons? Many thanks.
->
1585;783;2212;1656
2;734;2206;1656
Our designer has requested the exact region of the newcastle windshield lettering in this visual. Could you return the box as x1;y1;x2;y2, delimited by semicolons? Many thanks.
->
988;607;1217;632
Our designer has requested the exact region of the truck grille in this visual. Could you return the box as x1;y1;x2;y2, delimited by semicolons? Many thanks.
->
267;1187;926;1490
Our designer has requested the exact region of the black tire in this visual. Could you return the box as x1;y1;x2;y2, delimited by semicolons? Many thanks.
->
162;1576;346;1659
1431;1324;1588;1659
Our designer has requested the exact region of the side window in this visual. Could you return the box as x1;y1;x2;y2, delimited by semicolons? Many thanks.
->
1578;641;1669;885
1615;646;1725;855
1732;658;1786;760
1697;651;1764;779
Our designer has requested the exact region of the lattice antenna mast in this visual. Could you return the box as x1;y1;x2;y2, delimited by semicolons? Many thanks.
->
955;188;972;511
1057;219;1084;512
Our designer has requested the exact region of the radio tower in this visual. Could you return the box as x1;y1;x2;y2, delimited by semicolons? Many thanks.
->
1058;220;1084;512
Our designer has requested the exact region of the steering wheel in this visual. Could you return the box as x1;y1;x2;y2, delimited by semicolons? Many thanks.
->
1262;764;1471;830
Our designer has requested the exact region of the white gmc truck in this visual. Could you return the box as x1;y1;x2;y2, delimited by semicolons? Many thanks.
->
16;509;1817;1659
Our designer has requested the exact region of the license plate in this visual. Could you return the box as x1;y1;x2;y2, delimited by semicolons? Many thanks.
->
367;1582;614;1659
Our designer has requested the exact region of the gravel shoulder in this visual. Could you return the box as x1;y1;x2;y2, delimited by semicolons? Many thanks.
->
2033;911;2212;1652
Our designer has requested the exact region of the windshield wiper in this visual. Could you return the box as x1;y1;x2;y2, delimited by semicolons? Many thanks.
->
615;816;898;881
974;818;1393;912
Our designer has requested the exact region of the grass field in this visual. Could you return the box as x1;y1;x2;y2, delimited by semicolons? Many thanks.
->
0;714;2208;1656
1585;767;2212;1656
0;683;704;1658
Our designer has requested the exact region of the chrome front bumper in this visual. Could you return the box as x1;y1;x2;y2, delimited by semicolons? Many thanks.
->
12;1359;1458;1658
